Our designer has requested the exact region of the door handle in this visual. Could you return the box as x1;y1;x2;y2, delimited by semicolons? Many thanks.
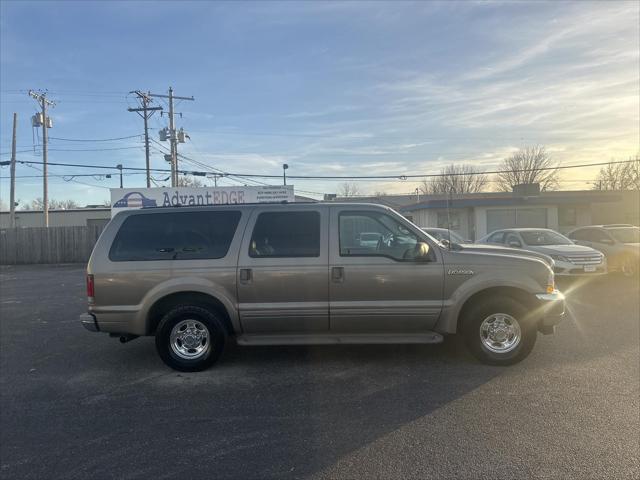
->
331;267;344;283
239;268;252;284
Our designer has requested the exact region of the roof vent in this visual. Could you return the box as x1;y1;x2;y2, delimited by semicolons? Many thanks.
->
513;183;540;196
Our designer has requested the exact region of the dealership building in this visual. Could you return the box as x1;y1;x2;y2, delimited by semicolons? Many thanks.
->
336;188;640;241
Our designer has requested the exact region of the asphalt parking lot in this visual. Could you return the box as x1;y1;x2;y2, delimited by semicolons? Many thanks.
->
0;264;638;480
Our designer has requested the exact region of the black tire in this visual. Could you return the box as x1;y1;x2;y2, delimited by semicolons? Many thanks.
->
155;305;227;372
462;297;537;366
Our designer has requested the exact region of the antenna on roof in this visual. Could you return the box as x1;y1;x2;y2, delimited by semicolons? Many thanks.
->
445;186;453;250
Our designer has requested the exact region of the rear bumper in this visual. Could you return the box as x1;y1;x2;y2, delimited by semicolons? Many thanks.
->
80;312;100;332
535;290;565;334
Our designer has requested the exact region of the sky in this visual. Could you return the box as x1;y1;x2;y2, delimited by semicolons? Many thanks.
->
0;0;639;206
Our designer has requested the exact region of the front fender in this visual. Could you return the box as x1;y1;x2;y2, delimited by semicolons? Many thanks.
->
435;270;543;334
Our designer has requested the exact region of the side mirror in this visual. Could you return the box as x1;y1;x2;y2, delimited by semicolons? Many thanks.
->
415;241;431;261
508;241;521;248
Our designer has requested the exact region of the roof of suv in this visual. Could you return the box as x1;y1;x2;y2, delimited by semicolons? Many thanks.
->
112;202;397;218
570;224;636;230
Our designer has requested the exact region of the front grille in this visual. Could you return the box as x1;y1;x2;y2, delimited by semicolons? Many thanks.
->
567;253;603;265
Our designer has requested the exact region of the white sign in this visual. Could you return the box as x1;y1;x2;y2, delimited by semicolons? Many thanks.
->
110;185;294;216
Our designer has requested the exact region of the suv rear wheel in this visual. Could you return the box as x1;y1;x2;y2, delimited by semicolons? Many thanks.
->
462;297;536;366
155;305;226;371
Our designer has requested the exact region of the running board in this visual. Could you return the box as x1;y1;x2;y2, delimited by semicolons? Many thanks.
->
236;332;444;346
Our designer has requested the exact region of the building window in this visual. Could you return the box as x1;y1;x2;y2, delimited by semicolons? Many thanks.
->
559;207;577;226
437;210;461;230
516;208;547;228
486;208;547;234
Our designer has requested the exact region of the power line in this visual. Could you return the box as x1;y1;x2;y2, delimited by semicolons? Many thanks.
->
1;146;143;155
0;149;40;156
48;134;144;142
9;157;637;181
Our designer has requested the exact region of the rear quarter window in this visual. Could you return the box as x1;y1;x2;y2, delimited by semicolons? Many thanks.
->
109;211;241;261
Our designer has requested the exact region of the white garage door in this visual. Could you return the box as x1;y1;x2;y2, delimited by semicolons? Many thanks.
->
486;208;547;234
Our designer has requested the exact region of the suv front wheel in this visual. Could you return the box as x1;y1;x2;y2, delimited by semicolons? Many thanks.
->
155;305;227;371
462;297;537;366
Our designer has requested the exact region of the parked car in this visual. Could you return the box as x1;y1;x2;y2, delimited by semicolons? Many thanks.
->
80;203;564;371
568;225;639;277
421;227;470;245
478;228;606;276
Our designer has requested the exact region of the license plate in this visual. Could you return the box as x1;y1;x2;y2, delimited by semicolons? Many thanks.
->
584;265;596;272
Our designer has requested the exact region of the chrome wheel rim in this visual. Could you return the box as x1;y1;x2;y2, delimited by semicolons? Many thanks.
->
479;313;521;354
170;319;210;360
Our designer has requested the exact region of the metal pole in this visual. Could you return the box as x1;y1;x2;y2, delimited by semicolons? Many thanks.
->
117;164;123;188
42;97;49;227
147;88;193;188
143;97;151;188
128;91;162;188
168;87;177;187
9;113;17;228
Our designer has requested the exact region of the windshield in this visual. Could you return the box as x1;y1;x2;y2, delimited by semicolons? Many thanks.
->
520;230;573;246
425;229;465;244
609;227;640;243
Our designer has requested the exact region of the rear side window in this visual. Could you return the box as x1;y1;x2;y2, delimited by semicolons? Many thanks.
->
488;231;505;243
109;211;241;261
249;211;320;257
568;229;589;241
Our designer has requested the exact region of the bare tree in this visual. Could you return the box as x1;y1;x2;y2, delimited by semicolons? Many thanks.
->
420;164;488;195
30;198;45;210
495;146;560;192
177;176;206;188
52;199;80;210
28;198;80;210
339;182;360;197
593;157;640;190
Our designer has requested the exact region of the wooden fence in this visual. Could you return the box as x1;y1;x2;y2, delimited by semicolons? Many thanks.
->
0;226;104;265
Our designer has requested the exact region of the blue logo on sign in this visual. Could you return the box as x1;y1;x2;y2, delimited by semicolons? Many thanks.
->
113;192;157;208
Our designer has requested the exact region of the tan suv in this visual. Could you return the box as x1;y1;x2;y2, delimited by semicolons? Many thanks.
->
80;203;565;371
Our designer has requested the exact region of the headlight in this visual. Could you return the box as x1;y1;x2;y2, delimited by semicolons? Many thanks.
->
546;270;555;294
550;254;569;262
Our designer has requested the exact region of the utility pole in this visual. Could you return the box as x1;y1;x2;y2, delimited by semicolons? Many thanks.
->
116;164;123;188
9;113;17;228
149;87;194;187
28;90;55;227
128;91;162;187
